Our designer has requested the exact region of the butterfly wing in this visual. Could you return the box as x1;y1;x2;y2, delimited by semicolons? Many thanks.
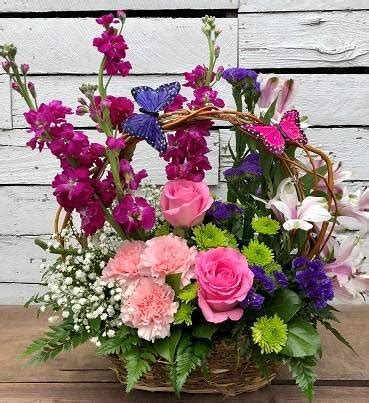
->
242;123;285;155
279;109;307;144
131;82;181;113
123;113;167;152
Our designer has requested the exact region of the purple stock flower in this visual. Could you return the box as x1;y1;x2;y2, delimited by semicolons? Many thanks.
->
274;271;289;288
207;200;243;222
240;288;265;310
113;195;155;234
250;265;276;294
222;67;259;89
293;257;334;309
106;136;125;151
224;152;262;180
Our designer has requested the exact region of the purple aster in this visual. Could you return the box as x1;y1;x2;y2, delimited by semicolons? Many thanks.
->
207;200;243;222
113;195;155;234
294;258;334;310
240;288;265;310
222;67;259;91
223;152;262;180
274;271;289;288
250;266;276;294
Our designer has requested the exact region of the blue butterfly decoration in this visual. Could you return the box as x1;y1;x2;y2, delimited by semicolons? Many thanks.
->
122;81;181;152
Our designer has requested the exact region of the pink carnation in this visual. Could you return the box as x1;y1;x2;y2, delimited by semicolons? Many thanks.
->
120;277;178;341
139;234;196;288
102;240;145;283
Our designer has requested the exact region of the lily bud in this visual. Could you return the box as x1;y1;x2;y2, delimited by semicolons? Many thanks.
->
21;63;29;75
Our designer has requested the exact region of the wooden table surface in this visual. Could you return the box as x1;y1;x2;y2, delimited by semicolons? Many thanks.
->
1;305;369;402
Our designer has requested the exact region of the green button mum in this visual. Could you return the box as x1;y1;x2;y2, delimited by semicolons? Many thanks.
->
251;314;288;354
242;239;274;266
252;216;280;235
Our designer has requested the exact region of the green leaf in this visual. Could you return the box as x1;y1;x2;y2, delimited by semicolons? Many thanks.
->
286;356;317;403
166;273;182;294
125;348;156;392
174;303;195;326
90;317;101;333
178;282;198;303
282;319;321;357
319;320;356;354
263;97;278;124
96;327;139;356
192;322;218;340
301;165;328;193
154;329;181;363
263;289;303;323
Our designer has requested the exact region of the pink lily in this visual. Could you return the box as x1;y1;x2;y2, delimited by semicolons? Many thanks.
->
267;178;331;231
323;236;369;303
257;74;297;119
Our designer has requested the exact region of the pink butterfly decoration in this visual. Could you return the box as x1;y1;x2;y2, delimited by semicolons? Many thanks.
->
242;109;307;155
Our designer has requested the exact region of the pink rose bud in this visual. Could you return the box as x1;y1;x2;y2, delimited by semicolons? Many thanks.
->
196;247;254;323
106;136;125;151
11;81;20;92
1;61;10;72
21;63;29;75
160;179;213;228
27;81;36;98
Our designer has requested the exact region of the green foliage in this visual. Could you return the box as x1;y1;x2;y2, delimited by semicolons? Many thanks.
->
154;222;171;236
192;223;237;250
264;261;282;275
166;273;182;294
301;165;328;194
96;326;139;356
21;321;90;365
263;289;303;323
170;334;211;395
154;329;181;363
318;319;356;354
285;356;317;403
178;282;198;303
174;303;195;326
192;322;218;340
263;97;278;124
282;319;321;358
125;347;156;392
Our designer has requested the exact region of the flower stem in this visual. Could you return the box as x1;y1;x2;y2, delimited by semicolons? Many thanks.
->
98;199;127;241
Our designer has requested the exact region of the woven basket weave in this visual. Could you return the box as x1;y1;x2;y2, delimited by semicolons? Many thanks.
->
108;341;276;396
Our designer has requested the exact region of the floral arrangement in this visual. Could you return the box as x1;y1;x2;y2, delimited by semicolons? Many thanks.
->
2;13;369;401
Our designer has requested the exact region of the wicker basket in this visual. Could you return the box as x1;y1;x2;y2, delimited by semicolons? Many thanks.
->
108;341;276;396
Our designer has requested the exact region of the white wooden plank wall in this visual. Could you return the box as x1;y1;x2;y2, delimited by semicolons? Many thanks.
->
1;1;369;303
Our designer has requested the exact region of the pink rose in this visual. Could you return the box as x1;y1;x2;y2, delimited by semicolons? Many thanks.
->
160;179;213;228
195;247;254;324
120;277;178;341
102;240;145;283
139;234;196;288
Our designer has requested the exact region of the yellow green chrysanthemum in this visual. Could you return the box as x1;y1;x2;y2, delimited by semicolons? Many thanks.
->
178;282;198;303
154;222;171;236
251;315;288;354
242;239;274;266
252;216;280;235
192;223;238;250
264;261;283;275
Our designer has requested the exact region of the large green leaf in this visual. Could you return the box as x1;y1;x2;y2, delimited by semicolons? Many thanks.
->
264;289;303;322
154;329;181;363
282;319;321;357
166;273;182;294
192;322;218;340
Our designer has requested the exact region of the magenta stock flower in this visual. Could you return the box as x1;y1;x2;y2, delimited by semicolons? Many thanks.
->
52;167;94;212
106;136;126;151
93;95;134;129
77;199;105;235
92;173;116;207
183;65;208;88
95;14;117;26
164;94;188;113
113;194;155;234
119;159;148;190
189;86;225;109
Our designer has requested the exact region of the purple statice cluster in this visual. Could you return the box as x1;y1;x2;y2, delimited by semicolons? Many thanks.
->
250;266;289;294
292;257;334;309
93;12;132;76
223;152;262;180
207;200;244;223
222;67;260;92
183;64;225;110
161;120;213;182
241;287;265;310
